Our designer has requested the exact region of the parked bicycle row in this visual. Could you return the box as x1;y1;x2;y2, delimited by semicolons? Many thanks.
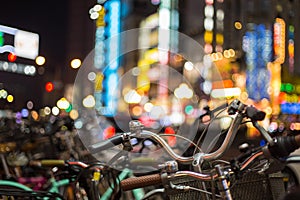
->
0;99;300;199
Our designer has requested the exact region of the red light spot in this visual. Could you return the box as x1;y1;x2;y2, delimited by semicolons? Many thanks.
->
168;137;176;147
139;116;154;127
103;126;116;139
45;82;54;92
8;53;17;62
164;126;176;147
165;126;175;134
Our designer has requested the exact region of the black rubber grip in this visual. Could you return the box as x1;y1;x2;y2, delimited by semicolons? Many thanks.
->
295;135;300;147
88;135;123;154
246;106;266;121
120;174;162;191
269;135;300;158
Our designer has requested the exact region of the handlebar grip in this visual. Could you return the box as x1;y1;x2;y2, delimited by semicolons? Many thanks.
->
295;134;300;147
121;173;162;191
30;160;66;167
246;106;266;121
269;135;300;159
88;135;124;154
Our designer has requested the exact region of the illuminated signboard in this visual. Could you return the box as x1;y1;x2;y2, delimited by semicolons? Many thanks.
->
273;18;285;64
0;25;39;60
204;2;214;54
281;103;300;115
279;83;300;115
94;0;121;117
243;24;272;101
288;25;294;73
94;7;106;70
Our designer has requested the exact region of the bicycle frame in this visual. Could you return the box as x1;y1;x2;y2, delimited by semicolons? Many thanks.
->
0;177;70;200
0;180;32;191
100;168;144;200
0;162;145;200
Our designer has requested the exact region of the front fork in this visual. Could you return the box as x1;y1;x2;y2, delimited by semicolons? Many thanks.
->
215;165;232;200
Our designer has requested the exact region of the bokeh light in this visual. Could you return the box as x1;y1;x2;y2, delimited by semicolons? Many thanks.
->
57;97;70;110
52;106;60;116
82;95;96;108
35;56;46;66
69;109;79;120
234;21;242;30
27;101;34;109
7;95;14;102
31;110;39;121
70;58;82;69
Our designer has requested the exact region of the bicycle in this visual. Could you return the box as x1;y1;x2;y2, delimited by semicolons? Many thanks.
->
0;158;147;200
88;99;300;199
0;159;87;199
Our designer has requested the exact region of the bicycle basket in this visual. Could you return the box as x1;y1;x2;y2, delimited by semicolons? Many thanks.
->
166;176;215;200
165;172;286;200
230;172;286;200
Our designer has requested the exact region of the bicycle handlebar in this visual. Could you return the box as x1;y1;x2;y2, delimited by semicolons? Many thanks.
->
264;134;300;159
88;100;245;164
121;133;300;191
199;102;228;120
120;170;217;191
121;173;162;191
88;99;300;166
89;134;124;154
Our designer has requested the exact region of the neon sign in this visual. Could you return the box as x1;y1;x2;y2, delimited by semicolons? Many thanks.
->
281;103;300;115
243;24;272;101
288;25;294;73
0;25;39;60
94;0;121;117
273;18;285;64
279;83;300;115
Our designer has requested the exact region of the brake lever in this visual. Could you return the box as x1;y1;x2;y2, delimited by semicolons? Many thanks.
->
199;102;229;121
252;121;274;146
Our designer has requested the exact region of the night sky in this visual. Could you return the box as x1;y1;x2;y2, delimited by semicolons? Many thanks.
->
0;0;69;67
0;0;70;110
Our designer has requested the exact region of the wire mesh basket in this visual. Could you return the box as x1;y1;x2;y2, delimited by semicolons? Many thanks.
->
230;172;286;200
166;172;286;200
166;176;214;200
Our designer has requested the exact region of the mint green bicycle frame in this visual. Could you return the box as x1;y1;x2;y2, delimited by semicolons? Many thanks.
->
0;178;70;200
0;168;144;200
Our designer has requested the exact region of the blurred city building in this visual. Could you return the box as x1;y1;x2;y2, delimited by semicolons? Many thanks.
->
1;0;300;136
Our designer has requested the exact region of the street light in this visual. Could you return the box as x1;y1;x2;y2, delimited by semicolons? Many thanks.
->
35;56;46;66
70;58;81;69
45;82;54;93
